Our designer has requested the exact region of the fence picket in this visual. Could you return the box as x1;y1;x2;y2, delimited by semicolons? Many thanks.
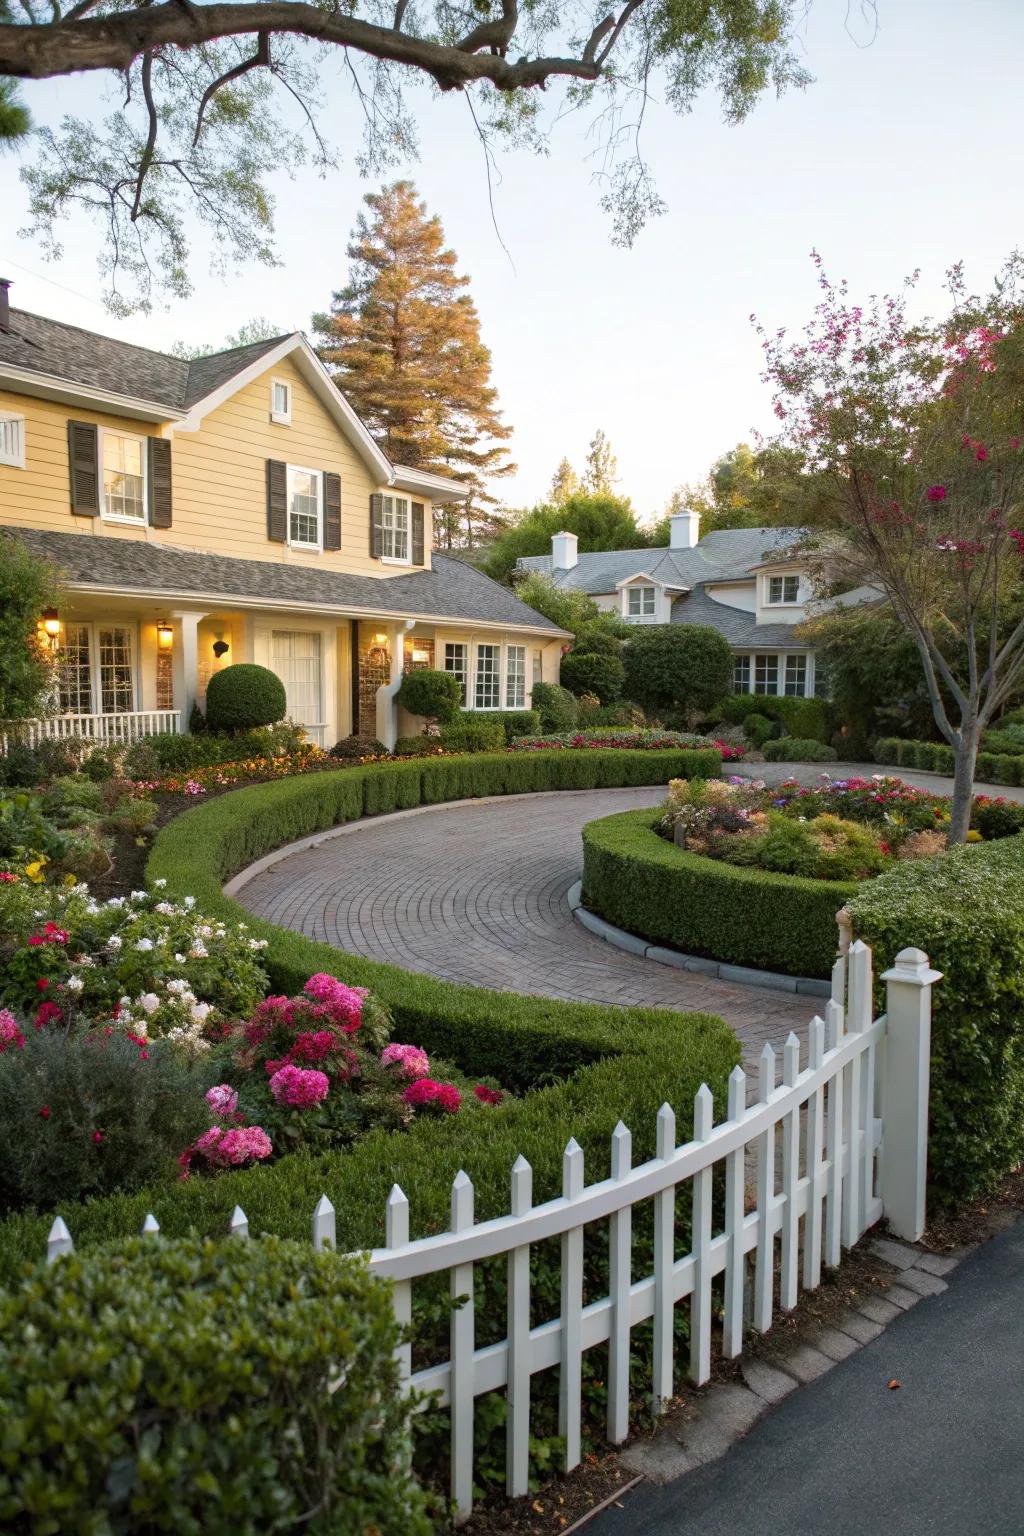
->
387;1186;412;1393
559;1140;585;1471
753;1043;777;1332
229;1205;249;1240
506;1156;533;1497
722;1066;747;1358
779;1034;801;1312
606;1123;632;1445
47;1216;73;1264
652;1103;676;1411
312;1194;335;1252
141;1213;160;1237
803;1018;826;1290
450;1171;475;1520
689;1085;714;1386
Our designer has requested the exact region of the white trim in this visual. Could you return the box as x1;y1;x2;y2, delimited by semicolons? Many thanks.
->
0;411;25;468
98;426;148;526
391;463;469;500
614;572;660;590
0;364;183;422
285;462;323;552
380;493;411;564
270;377;292;425
58;619;139;716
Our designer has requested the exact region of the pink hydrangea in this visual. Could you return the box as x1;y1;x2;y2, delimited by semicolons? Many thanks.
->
194;1124;273;1167
434;1083;462;1113
381;1043;431;1079
206;1083;239;1117
0;1010;25;1054
302;974;366;1031
269;1063;330;1108
402;1078;461;1113
290;1030;337;1064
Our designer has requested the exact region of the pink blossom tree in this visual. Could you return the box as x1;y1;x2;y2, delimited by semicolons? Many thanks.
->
758;254;1024;843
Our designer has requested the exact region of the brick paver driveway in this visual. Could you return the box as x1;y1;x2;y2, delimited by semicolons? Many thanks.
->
238;788;815;1057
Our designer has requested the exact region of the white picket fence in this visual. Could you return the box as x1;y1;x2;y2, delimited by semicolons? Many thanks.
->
46;940;939;1521
1;710;181;753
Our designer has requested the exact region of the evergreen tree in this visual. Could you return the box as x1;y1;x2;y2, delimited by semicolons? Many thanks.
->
549;457;581;505
313;182;514;547
583;430;618;494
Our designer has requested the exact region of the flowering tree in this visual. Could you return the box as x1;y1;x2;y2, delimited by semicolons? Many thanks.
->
759;254;1024;842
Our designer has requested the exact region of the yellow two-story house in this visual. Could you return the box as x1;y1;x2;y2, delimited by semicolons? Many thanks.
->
0;284;567;749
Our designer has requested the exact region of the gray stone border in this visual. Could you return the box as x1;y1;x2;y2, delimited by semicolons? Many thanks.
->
567;881;832;999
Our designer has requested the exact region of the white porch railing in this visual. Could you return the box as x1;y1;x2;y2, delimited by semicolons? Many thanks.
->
0;711;182;752
45;941;938;1522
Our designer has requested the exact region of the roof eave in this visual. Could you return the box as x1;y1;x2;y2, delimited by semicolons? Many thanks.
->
390;464;470;500
0;364;183;424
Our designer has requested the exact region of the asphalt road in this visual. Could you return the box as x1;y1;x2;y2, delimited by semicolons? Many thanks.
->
591;1218;1024;1536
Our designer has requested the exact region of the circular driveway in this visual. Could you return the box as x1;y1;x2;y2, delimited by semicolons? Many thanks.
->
237;788;815;1057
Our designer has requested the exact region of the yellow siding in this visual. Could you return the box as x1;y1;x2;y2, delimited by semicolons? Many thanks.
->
0;355;432;577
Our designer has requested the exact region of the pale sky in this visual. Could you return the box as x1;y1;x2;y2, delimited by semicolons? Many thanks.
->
3;1;1023;521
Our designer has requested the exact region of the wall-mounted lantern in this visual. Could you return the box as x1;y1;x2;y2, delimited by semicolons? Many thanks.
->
156;622;174;650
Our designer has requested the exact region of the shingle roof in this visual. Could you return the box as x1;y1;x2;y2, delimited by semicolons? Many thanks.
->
0;308;290;412
518;528;807;594
2;526;566;634
669;586;810;649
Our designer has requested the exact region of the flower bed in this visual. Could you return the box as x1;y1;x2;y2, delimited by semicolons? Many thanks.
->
510;729;745;759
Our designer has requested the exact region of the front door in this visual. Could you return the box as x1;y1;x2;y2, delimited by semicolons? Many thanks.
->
271;631;323;743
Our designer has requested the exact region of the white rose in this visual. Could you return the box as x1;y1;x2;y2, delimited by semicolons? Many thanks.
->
134;938;154;953
65;974;85;992
139;993;161;1014
106;935;123;951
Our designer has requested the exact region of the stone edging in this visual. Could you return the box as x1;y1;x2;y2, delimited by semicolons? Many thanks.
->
567;881;832;999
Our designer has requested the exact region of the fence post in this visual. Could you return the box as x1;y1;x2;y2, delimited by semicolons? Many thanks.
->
880;947;942;1242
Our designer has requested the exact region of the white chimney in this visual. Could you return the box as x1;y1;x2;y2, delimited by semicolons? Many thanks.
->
670;510;700;550
552;530;579;570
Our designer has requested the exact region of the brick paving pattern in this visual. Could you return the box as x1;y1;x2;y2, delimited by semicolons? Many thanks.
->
239;787;816;1060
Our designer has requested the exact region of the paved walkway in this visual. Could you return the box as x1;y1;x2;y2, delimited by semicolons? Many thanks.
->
238;787;813;1056
590;1217;1024;1535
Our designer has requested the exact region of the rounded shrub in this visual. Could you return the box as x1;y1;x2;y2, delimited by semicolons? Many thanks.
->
743;712;774;748
763;738;838;763
438;716;506;752
0;1235;431;1534
395;667;463;725
528;681;578;733
559;649;626;704
329;735;388;760
623;625;732;719
205;663;287;733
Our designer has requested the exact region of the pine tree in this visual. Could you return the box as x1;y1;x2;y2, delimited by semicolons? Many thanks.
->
313;181;514;547
583;430;618;494
549;457;581;505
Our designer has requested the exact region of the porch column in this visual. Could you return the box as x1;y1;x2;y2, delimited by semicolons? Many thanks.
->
376;619;414;750
171;612;205;732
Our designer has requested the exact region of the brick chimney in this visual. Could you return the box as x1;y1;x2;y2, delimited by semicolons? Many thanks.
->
0;279;10;334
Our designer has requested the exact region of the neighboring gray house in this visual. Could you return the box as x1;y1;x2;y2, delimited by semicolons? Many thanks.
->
516;512;877;700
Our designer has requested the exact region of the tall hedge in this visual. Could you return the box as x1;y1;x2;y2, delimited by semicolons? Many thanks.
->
720;693;830;744
848;835;1024;1205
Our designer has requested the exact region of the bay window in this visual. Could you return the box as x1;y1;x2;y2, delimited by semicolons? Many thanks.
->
474;643;500;709
754;654;779;695
733;655;751;693
784;655;808;698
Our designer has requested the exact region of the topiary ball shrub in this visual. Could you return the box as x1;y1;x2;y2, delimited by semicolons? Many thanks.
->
0;1235;432;1535
763;738;838;763
329;735;389;760
622;625;732;720
531;681;579;733
560;649;626;704
205;663;287;733
395;667;463;725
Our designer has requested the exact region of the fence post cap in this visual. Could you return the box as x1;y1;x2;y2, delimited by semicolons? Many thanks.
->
313;1193;335;1216
882;948;943;985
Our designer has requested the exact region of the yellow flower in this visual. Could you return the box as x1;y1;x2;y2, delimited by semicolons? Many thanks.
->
24;858;47;883
63;873;78;886
966;829;983;843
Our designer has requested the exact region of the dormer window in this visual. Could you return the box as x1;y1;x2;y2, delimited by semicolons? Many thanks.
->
767;575;800;605
270;379;292;425
626;585;656;618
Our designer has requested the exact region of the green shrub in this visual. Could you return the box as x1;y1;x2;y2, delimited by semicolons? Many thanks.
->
438;716;506;753
582;809;852;978
41;776;104;816
82;748;118;782
33;736;89;779
329;735;387;760
982;727;1024;756
530;681;579;733
491;709;541;742
720;693;830;743
393;735;441;756
560;649;626;704
873;736;899;765
763;738;838;763
623;625;732;718
849;835;1024;1204
205;663;287;732
743;712;774;748
0;1029;212;1211
0;743;45;788
0;1235;430;1535
973;800;1024;840
395;666;463;725
125;723;305;775
873;737;957;775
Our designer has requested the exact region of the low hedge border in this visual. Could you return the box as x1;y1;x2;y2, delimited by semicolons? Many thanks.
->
0;748;736;1282
581;809;854;980
873;735;1024;787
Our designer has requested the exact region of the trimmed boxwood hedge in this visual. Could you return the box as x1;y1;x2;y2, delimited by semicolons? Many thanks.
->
0;748;734;1283
581;809;854;979
848;835;1024;1206
874;735;1024;786
720;693;830;744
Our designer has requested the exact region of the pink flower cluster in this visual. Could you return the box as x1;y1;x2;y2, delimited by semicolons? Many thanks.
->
289;1029;338;1064
302;973;367;1031
0;1010;25;1054
402;1078;462;1113
34;1000;63;1029
193;1124;273;1167
474;1084;503;1106
27;922;69;948
206;1083;239;1117
269;1063;330;1108
381;1043;431;1079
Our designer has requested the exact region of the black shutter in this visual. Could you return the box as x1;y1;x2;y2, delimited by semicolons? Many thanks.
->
370;492;384;558
267;459;287;542
147;436;173;528
324;471;342;550
411;500;425;566
67;420;99;517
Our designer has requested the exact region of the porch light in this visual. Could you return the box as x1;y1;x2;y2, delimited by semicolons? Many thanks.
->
156;622;173;650
41;608;60;639
372;632;388;645
212;639;230;658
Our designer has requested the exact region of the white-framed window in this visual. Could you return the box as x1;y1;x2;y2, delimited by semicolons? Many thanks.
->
0;412;25;468
287;465;322;550
766;574;800;605
754;654;779;695
626;585;657;618
100;429;147;523
733;655;751;693
382;496;410;562
57;623;136;715
444;642;469;706
506;645;526;709
270;379;292;425
784;654;808;698
475;643;500;710
271;630;323;733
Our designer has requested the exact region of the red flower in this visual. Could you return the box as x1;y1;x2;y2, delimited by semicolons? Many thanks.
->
474;1084;503;1106
976;446;988;462
36;978;50;991
926;485;947;502
34;1001;62;1029
0;872;16;883
92;1130;103;1145
38;1105;51;1120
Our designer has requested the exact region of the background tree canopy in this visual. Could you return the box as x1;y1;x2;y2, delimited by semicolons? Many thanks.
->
482;492;658;584
0;1;811;312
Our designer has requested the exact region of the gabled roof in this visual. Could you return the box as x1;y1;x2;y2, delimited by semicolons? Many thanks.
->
518;528;808;595
669;587;810;649
2;526;567;636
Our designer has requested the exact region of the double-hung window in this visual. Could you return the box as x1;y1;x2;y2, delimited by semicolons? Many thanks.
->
444;642;469;705
754;654;779;695
475;643;500;710
287;466;322;550
784;655;808;698
767;575;800;605
0;412;25;468
627;585;656;618
733;655;751;693
506;645;526;709
101;430;146;523
381;496;410;562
